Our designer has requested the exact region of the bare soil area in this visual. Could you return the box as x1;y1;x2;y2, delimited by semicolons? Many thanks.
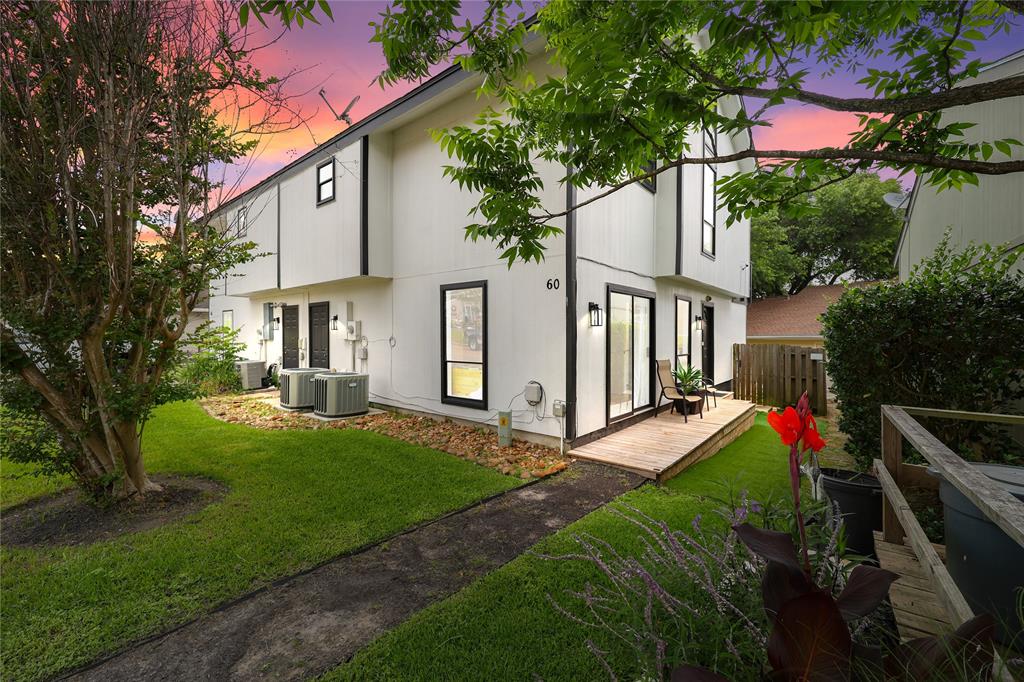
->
1;475;227;548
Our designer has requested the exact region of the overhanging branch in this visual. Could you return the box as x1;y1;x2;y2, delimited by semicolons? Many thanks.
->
536;148;1024;223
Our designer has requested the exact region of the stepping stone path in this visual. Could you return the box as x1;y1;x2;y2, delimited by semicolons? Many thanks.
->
67;462;643;681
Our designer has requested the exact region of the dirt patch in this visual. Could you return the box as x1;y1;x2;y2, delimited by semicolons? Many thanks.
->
67;462;644;682
201;393;567;479
1;475;227;548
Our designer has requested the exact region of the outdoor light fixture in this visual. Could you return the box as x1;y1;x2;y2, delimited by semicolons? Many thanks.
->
273;316;281;330
331;314;340;331
589;302;604;327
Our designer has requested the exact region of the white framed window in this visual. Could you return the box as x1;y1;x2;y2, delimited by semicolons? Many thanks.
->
441;281;487;409
222;310;234;329
316;158;335;205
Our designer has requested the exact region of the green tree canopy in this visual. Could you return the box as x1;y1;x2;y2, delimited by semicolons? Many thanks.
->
751;173;904;298
371;0;1024;264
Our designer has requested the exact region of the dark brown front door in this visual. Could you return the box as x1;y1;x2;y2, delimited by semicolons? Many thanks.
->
701;303;715;384
309;301;330;369
282;305;299;369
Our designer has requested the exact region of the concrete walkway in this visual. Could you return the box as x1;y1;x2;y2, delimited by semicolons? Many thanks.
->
66;462;644;681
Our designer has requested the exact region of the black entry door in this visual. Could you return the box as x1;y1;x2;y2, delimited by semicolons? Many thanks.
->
701;303;715;384
282;305;299;369
309;301;330;369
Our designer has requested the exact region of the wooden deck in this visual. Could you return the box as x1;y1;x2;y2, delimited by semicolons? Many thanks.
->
874;531;953;640
569;397;757;482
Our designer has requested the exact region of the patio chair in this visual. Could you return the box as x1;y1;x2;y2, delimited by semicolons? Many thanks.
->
656;360;703;423
700;376;717;410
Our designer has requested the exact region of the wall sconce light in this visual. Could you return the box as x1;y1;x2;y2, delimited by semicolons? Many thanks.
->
273;316;281;330
331;314;340;331
589;302;604;327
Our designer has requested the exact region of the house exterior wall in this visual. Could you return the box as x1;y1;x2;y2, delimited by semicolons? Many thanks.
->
897;53;1024;279
210;50;751;445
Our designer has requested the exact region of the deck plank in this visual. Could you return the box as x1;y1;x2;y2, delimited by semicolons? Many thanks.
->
874;531;954;641
569;398;757;481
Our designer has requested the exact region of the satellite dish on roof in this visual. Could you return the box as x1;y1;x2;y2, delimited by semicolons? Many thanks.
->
883;192;909;209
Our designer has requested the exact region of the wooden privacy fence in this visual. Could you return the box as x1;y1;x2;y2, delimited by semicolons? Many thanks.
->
731;343;827;413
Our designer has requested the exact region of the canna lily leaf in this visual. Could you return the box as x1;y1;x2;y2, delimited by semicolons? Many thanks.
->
835;565;899;621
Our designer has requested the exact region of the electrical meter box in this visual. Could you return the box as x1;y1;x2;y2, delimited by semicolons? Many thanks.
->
346;320;361;341
552;400;567;418
524;382;543;405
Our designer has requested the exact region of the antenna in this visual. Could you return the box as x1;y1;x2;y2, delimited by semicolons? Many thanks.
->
319;89;360;125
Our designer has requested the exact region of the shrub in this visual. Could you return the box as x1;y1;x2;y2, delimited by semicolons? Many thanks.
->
822;238;1024;471
173;323;245;396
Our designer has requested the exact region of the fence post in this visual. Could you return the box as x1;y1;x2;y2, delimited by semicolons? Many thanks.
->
881;408;905;543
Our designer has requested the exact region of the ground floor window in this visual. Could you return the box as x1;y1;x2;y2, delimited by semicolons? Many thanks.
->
608;286;654;422
222;309;233;329
675;296;691;370
441;281;487;408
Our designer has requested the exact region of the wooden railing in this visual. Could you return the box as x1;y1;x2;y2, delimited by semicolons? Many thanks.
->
876;405;1024;630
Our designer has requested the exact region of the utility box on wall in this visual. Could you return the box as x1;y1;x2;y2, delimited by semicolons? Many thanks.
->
497;411;512;448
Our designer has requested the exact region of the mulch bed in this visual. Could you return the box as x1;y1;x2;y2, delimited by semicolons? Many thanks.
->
201;393;568;480
2;475;227;548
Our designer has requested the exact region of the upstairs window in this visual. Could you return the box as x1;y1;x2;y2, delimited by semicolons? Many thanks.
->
441;281;487;409
639;159;657;193
701;127;717;257
236;206;248;238
316;158;335;205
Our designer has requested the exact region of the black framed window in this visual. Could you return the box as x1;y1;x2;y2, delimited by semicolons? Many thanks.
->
441;281;487;409
316;158;335;205
675;296;691;370
639;159;657;193
702;127;716;257
236;206;248;237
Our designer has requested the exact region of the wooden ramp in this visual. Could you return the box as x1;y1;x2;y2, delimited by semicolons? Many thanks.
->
569;398;756;482
874;531;953;640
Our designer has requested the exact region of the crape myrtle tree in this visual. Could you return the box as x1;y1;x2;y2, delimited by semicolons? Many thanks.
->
751;172;904;298
0;1;302;497
369;0;1024;265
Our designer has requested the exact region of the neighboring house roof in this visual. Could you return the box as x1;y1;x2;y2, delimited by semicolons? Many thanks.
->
746;283;878;339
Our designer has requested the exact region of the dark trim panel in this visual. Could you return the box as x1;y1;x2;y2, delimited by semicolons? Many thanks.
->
360;136;369;276
440;280;488;410
565;172;578;440
605;284;657;427
674;165;682;275
276;183;281;289
315;158;336;206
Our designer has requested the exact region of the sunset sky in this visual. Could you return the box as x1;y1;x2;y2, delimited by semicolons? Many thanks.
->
223;1;1024;196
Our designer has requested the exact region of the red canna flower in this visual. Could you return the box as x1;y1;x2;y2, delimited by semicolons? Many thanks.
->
803;415;826;452
767;406;802;446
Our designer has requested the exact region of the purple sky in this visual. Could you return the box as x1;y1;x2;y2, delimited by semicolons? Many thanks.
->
225;2;1023;194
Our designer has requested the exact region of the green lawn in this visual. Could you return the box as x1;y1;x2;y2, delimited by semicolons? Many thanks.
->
0;401;518;682
329;412;791;681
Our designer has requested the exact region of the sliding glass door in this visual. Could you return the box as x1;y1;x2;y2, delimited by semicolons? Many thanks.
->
608;287;654;422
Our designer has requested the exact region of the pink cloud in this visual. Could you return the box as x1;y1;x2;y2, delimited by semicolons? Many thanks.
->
752;106;862;151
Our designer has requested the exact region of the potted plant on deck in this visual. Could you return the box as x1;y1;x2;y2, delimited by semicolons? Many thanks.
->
673;363;704;414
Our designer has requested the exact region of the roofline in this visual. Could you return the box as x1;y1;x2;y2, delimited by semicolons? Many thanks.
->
215;62;474;215
980;47;1024;72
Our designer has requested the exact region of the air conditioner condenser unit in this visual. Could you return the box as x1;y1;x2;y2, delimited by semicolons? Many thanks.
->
235;360;266;391
279;367;328;409
313;372;369;417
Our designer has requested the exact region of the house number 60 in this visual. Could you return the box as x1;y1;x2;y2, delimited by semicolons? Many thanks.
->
546;278;560;290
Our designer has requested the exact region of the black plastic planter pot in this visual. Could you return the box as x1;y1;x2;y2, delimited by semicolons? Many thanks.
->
820;468;883;558
930;463;1024;647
